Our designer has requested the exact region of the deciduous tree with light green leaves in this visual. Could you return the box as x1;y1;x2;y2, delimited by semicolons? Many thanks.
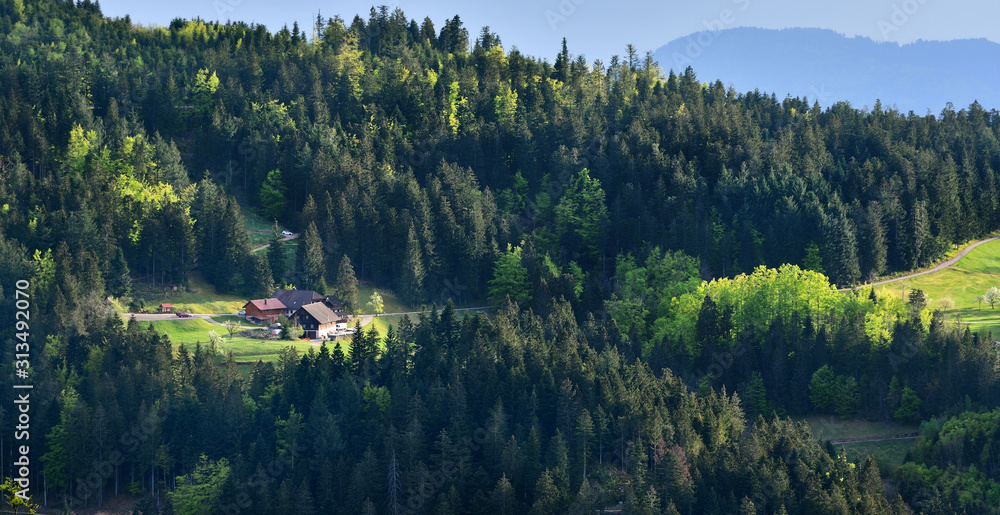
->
190;68;219;120
488;243;531;305
809;365;836;413
169;455;231;515
555;168;608;265
367;290;384;316
894;386;921;423
0;477;39;514
259;169;288;220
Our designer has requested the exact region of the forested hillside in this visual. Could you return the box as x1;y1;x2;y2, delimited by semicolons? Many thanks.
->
0;1;999;513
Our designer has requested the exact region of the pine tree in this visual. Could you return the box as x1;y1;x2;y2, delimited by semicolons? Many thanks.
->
491;474;516;515
576;409;594;480
387;449;401;515
106;246;132;297
298;221;326;292
211;196;254;294
400;223;426;305
294;478;317;515
744;371;769;420
247;253;275;297
823;211;861;286
267;220;286;284
334;254;360;314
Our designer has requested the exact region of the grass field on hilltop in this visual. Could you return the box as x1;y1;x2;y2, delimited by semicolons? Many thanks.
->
875;238;1000;337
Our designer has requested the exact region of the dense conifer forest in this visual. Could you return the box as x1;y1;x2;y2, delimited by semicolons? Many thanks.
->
0;1;998;513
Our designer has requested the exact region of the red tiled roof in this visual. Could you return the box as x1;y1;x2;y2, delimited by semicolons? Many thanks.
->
159;303;173;308
245;298;286;311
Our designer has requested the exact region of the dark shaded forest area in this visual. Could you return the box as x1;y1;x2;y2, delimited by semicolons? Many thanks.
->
0;1;998;513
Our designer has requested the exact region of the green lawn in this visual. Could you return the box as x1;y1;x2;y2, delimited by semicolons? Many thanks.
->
358;284;409;314
137;272;246;314
367;314;406;341
210;315;262;326
356;283;489;314
876;238;1000;337
143;318;318;362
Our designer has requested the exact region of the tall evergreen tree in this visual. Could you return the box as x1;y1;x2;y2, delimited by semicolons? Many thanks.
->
399;223;426;305
298;221;326;292
267;220;287;285
334;254;360;314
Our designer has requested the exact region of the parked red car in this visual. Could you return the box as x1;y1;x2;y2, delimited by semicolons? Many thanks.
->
176;312;192;317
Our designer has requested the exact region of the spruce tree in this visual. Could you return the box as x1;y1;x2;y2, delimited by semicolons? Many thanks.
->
400;223;426;305
267;220;286;284
107;246;132;297
334;254;360;314
297;221;326;292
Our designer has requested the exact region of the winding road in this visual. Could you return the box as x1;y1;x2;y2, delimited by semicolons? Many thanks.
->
840;235;1000;291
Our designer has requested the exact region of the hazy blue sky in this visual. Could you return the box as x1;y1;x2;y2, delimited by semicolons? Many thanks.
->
99;0;999;62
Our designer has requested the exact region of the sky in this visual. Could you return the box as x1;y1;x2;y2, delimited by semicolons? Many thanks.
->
98;0;1000;62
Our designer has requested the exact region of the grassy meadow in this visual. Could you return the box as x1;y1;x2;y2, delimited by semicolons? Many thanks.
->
143;318;320;363
136;272;246;314
876;238;1000;337
243;209;288;247
798;416;919;470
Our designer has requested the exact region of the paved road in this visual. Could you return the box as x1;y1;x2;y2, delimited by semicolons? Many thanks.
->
251;232;299;253
840;235;1000;291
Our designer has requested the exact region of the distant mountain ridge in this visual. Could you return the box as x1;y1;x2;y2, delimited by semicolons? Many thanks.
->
653;27;1000;114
